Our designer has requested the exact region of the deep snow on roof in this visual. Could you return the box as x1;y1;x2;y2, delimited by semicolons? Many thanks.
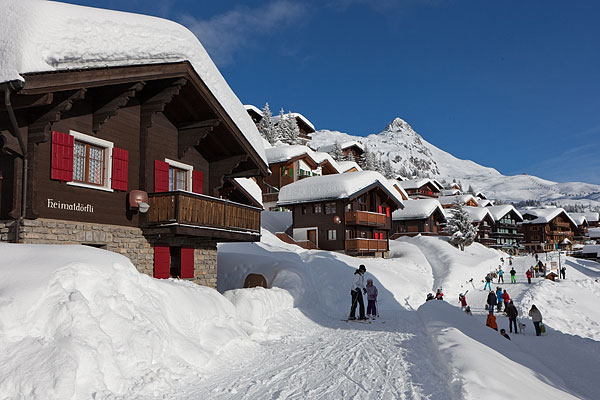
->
477;199;494;207
233;178;263;208
571;212;599;224
277;171;405;206
398;178;439;191
391;199;444;221
0;0;266;165
336;161;362;172
588;228;600;239
265;145;341;172
437;194;478;207
387;179;409;200
463;206;494;223
486;205;523;222
569;214;588;227
271;112;315;132
317;140;365;153
520;207;577;226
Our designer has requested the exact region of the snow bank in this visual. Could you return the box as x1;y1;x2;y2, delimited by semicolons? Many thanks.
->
0;243;255;399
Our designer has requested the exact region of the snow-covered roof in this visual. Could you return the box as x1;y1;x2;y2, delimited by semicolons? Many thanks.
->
398;178;440;191
233;178;263;208
588;228;600;239
463;206;494;223
569;214;588;227
387;179;409;200
520;208;577;226
475;192;488;200
431;179;445;191
265;145;341;173
486;205;523;222
272;112;315;132
244;104;263;117
0;0;267;165
277;171;405;207
337;161;362;173
437;195;478;207
571;212;598;225
318;141;365;153
477;199;494;207
581;244;600;255
391;199;444;221
440;189;461;196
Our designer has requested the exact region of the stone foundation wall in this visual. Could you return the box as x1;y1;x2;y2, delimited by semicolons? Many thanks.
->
0;218;217;288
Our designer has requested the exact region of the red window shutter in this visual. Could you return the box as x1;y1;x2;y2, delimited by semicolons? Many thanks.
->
378;205;383;214
51;131;74;182
386;207;390;217
192;170;203;194
180;247;195;278
154;160;169;192
111;147;129;191
154;245;170;279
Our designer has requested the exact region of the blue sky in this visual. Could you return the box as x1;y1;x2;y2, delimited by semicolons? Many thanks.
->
63;0;600;184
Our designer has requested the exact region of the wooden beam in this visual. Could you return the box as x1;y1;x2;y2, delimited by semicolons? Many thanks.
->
209;155;248;195
177;119;221;130
225;169;261;179
28;88;87;143
0;93;53;110
0;130;23;157
178;126;213;158
92;82;145;133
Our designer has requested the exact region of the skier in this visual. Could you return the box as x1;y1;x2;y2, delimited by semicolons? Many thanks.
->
435;288;444;300
502;289;511;312
486;290;497;313
505;300;519;334
510;267;517;283
496;287;503;312
484;273;492;291
497;267;504;283
458;290;469;310
526;268;533;284
366;279;378;320
486;311;498;331
349;265;367;320
528;304;543;336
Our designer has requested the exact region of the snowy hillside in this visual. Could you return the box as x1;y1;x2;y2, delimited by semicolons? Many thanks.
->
310;118;600;208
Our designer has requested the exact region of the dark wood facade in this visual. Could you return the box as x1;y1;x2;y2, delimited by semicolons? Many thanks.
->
490;209;523;252
391;209;446;237
0;62;267;283
520;212;576;253
403;182;440;199
284;185;400;256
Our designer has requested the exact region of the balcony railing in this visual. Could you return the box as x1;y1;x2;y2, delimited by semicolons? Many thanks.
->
345;211;387;227
345;238;388;253
147;191;261;234
262;192;279;203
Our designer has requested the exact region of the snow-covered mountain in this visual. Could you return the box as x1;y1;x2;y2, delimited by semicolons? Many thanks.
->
309;118;600;208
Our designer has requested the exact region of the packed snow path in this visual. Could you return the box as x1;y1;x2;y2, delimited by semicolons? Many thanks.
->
179;310;454;399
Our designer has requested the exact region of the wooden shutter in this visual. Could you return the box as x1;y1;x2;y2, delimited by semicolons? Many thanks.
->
378;205;383;214
153;245;170;279
192;170;203;194
51;131;74;181
386;207;390;217
111;147;129;191
180;247;195;278
154;160;169;192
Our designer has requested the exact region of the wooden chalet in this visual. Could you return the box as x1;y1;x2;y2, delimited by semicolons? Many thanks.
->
569;214;589;243
316;141;365;164
487;205;524;253
259;145;340;210
398;178;441;199
1;50;268;288
391;199;446;238
519;208;577;253
271;112;315;145
437;194;479;209
276;171;404;257
463;206;496;246
244;104;263;124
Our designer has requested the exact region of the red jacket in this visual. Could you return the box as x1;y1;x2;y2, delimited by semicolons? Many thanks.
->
526;270;533;278
502;292;510;303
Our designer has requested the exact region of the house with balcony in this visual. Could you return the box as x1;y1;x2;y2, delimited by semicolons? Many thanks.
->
486;205;524;253
259;145;341;210
276;171;404;257
569;214;589;243
463;206;496;246
391;199;446;238
519;208;577;253
0;1;269;288
398;178;441;199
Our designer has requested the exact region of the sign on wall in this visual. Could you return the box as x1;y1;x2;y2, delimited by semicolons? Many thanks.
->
47;199;94;213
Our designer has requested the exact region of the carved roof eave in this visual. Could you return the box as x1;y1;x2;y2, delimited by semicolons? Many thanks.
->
18;61;269;177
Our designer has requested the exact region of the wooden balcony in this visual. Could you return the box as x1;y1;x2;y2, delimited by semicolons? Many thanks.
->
345;238;388;253
145;191;261;242
262;192;279;204
345;211;388;228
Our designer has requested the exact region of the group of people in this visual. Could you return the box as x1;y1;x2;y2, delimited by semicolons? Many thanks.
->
348;265;379;320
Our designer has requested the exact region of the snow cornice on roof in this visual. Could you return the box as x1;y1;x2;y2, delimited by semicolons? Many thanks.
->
277;171;405;208
519;207;577;226
265;145;342;173
486;205;523;222
0;0;267;167
392;199;445;221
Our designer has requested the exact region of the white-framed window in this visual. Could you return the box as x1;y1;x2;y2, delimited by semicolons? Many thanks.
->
67;130;114;192
165;158;193;192
327;230;337;240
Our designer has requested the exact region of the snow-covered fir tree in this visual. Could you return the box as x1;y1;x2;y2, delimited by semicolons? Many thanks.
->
467;184;475;194
383;159;396;179
258;102;277;145
445;200;478;251
330;141;344;161
280;112;300;145
361;145;377;171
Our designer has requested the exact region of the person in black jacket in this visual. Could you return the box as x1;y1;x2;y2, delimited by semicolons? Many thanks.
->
505;300;519;334
486;290;497;313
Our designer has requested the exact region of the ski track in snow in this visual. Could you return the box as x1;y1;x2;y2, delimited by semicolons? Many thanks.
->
173;313;453;400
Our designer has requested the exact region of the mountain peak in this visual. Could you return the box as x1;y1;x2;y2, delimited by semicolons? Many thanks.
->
384;117;413;133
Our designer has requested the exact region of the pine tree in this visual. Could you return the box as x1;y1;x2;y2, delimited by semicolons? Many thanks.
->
258;102;276;145
362;145;377;171
330;141;343;161
280;112;300;145
383;159;395;179
467;184;475;194
445;200;478;251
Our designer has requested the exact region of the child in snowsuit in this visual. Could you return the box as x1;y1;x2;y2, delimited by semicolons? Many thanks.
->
366;279;378;320
484;274;492;291
486;311;498;331
497;267;504;283
435;289;444;300
510;268;516;283
526;268;533;284
458;291;468;310
502;289;510;310
500;329;511;340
